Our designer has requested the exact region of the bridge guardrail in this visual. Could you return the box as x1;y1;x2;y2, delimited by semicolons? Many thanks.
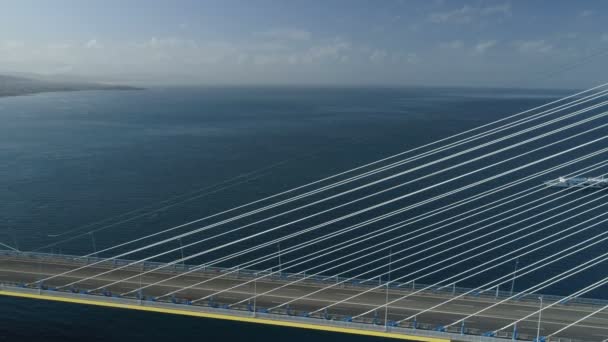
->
2;249;605;309
1;282;542;342
0;276;594;342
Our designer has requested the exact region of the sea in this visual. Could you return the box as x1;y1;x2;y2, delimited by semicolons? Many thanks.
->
1;85;606;341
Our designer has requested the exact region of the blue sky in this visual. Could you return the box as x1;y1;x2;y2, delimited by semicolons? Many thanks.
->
1;0;607;88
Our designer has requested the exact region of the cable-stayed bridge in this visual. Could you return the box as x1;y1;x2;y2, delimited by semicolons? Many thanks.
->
3;84;608;341
2;251;608;341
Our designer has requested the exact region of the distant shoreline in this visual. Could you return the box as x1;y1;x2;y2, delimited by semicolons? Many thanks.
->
0;86;144;99
0;74;143;99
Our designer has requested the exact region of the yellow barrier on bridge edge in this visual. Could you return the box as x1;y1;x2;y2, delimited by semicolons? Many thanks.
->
1;289;450;342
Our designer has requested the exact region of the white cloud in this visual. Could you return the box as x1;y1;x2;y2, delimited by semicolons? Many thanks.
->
140;36;349;67
439;40;464;49
579;9;594;17
429;5;475;23
85;39;102;49
369;49;388;63
515;40;553;54
140;37;198;49
429;3;511;24
48;42;72;50
480;3;511;16
398;53;419;64
0;40;25;50
294;40;351;64
408;53;419;63
236;53;249;65
253;54;282;65
474;40;497;54
254;28;311;41
2;30;576;87
308;42;349;59
286;55;299;65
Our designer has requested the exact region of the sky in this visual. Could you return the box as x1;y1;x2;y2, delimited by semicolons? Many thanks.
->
1;0;607;88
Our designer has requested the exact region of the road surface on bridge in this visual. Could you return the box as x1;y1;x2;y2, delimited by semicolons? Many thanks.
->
0;253;606;341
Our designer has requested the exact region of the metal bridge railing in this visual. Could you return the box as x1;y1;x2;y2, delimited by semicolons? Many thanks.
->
0;282;531;342
2;249;606;309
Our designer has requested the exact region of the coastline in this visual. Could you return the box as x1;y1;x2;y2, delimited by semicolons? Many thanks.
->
0;86;144;99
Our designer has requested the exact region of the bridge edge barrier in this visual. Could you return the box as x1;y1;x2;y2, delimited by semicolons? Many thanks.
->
0;290;450;342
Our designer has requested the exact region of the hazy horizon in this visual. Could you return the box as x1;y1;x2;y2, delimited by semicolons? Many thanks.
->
2;0;608;89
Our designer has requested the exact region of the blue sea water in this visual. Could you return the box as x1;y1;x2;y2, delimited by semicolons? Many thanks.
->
0;86;605;341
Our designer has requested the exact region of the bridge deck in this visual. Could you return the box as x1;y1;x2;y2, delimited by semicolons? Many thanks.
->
0;252;606;341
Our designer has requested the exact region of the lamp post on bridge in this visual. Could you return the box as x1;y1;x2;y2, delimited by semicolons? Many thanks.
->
178;237;185;266
510;258;519;296
253;272;258;317
536;295;544;342
139;279;143;301
277;242;282;276
89;232;97;257
384;248;392;331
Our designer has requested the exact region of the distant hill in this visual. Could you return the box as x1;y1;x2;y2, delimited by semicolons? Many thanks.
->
0;74;142;98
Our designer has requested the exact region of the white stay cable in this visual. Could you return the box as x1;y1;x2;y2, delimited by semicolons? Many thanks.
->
139;155;608;300
149;156;608;300
351;203;608;322
153;156;608;301
34;160;282;252
224;165;608;308
309;192;608;316
546;303;608;338
71;94;608;285
72;85;608;261
479;261;608;334
345;196;608;319
38;94;608;280
63;118;608;292
397;217;608;324
34;98;608;289
259;181;608;313
436;250;608;332
144;155;608;300
0;242;18;252
83;119;608;293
